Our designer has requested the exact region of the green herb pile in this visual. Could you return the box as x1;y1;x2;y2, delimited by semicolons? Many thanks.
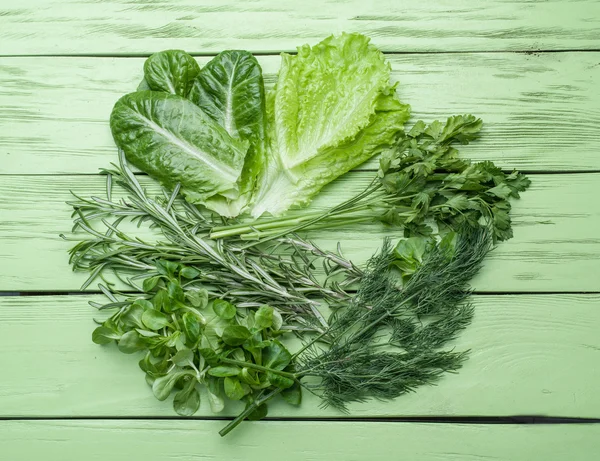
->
63;33;530;436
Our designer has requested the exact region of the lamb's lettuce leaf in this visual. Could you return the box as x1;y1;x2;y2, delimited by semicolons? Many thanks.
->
189;51;267;216
143;50;200;97
110;91;249;202
251;33;410;217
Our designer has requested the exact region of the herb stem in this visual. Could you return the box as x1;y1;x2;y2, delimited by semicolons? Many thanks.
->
220;358;298;380
219;388;282;437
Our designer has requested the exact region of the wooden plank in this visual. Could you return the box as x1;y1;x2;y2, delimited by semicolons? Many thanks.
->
2;53;600;174
1;1;599;55
0;173;598;293
2;420;599;461
0;294;598;418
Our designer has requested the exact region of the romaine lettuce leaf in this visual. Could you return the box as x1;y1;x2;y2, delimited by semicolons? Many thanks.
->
189;50;267;216
143;50;200;97
251;33;410;217
110;91;249;202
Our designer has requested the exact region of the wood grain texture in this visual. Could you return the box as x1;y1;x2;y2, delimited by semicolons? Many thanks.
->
0;172;598;293
2;420;599;461
0;291;599;418
0;0;599;55
2;53;600;174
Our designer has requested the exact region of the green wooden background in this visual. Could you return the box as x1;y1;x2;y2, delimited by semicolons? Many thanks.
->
1;1;599;459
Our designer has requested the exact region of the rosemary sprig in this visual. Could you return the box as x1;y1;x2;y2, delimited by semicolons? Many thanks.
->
62;150;363;332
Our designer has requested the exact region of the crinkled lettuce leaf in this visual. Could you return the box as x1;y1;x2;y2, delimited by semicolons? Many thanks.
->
189;50;267;216
251;33;410;217
143;50;200;97
110;91;249;202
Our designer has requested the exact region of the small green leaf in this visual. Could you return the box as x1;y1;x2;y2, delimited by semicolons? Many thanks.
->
240;368;260;386
122;303;145;328
221;325;251;346
207;377;225;413
142;276;161;292
173;379;200;416
136;329;161;338
267;372;294;389
142;309;171;330
152;371;189;401
262;340;292;370
186;288;208;308
231;347;246;362
167;281;185;302
213;299;236;320
133;299;154;310
487;183;513;200
171;348;194;367
117;330;147;354
153;289;171;313
180;267;200;279
208;366;241;377
224;377;247;400
156;260;179;277
254;305;273;330
281;381;302;406
92;326;120;345
182;312;201;344
245;399;268;421
198;348;220;367
271;309;283;331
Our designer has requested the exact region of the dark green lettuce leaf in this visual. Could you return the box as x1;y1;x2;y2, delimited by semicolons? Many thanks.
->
189;50;267;216
143;50;200;97
110;91;249;202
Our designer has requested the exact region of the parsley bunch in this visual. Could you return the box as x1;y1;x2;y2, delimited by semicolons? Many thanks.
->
210;115;531;243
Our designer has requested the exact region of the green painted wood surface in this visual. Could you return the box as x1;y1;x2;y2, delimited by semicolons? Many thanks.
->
1;0;599;456
1;0;599;55
0;294;598;418
2;53;600;174
0;173;598;292
2;421;599;461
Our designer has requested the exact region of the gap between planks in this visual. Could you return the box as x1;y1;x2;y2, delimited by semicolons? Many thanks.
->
3;48;600;59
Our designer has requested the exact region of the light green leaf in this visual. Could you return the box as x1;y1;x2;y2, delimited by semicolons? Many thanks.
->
221;325;252;346
281;381;302;406
117;330;147;354
142;276;161;292
121;303;145;329
262;340;292;371
250;33;409;217
213;299;237;320
152;371;190;401
180;266;200;279
182;312;201;344
185;288;208;309
143;50;200;97
110;91;249;204
207;377;225;413
141;309;170;330
253;305;273;330
92;326;120;345
223;377;247;400
173;378;200;416
271;309;283;331
171;348;194;367
267;371;294;389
